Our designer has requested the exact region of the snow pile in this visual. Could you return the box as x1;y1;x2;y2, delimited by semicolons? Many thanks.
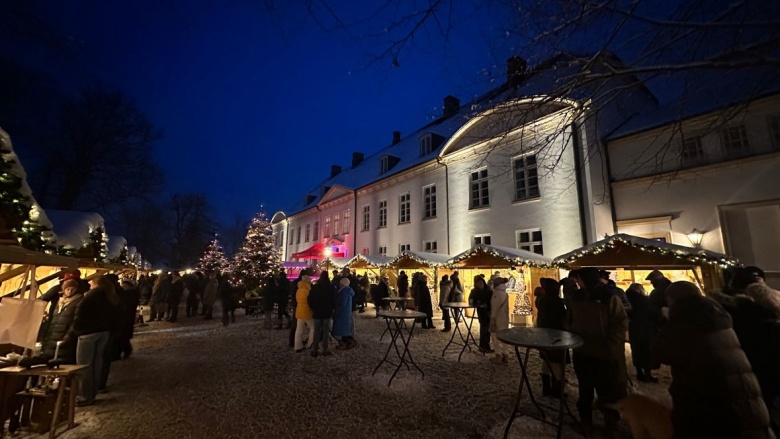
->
45;209;104;250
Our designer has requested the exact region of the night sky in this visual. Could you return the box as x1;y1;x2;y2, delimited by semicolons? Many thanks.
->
17;1;516;223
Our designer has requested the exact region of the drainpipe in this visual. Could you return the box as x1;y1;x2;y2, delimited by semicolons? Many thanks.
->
284;218;289;260
602;142;619;235
353;190;358;258
436;156;451;255
570;121;588;246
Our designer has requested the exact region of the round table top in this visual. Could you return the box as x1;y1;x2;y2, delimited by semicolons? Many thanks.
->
442;301;474;309
382;297;409;302
497;327;584;350
377;309;426;319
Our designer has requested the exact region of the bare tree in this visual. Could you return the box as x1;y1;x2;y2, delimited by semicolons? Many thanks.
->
220;214;252;258
168;193;216;268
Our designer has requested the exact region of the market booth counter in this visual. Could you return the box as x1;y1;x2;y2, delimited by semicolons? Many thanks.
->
386;251;452;309
447;244;558;326
553;233;739;292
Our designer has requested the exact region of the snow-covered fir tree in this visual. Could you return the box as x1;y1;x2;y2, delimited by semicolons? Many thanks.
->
230;210;281;291
197;236;229;274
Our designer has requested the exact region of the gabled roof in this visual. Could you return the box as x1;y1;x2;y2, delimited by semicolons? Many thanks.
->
388;250;452;268
318;184;353;205
449;244;553;268
343;254;393;268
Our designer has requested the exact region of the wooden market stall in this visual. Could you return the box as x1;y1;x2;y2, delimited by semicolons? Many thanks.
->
341;254;393;287
553;233;738;293
447;244;558;326
386;250;452;307
0;246;78;298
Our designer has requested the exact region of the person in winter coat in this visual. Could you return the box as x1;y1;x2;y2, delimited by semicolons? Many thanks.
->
415;276;435;329
167;272;184;322
646;269;672;320
149;274;170;321
370;276;390;316
98;274;124;392
41;279;83;364
332;277;356;350
117;280;140;359
397;271;409;298
567;267;628;431
294;274;315;352
261;276;279;329
439;275;454;332
625;283;660;383
276;269;291;329
535;277;567;396
451;271;464;298
138;275;152;305
185;273;202;317
70;275;119;406
468;276;493;353
202;272;219;320
308;272;336;356
654;281;775;439
489;277;510;364
218;274;236;326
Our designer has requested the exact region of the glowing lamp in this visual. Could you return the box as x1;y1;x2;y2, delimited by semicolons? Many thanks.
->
686;229;704;248
323;247;332;258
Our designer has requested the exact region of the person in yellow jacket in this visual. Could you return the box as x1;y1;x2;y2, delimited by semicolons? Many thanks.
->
294;275;315;352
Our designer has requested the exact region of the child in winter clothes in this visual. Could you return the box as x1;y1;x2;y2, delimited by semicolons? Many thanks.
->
490;277;510;363
293;275;314;352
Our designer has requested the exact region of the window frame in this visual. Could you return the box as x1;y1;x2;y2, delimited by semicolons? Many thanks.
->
473;234;491;245
324;216;331;238
422;184;437;219
378;200;387;228
720;124;750;157
380;156;389;174
513;153;540;201
378;246;387;256
343;209;350;234
516;228;544;255
295;226;301;244
423;240;438;253
333;213;340;237
304;224;310;242
469;167;490;209
313;221;319;241
361;205;370;231
399;243;411;253
680;134;706;166
419;134;433;157
399;193;411;224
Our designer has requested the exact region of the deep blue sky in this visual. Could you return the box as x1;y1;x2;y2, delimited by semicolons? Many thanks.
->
25;1;515;223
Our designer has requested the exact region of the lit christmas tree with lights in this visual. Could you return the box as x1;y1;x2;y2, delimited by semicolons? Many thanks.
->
197;236;229;274
230;210;281;291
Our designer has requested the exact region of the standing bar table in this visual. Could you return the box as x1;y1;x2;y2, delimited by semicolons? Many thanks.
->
441;302;482;361
497;327;584;439
382;296;409;310
373;309;426;386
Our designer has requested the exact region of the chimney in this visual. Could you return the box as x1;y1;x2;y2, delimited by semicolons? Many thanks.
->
507;56;527;87
443;95;460;117
352;152;364;168
392;131;401;145
330;165;342;178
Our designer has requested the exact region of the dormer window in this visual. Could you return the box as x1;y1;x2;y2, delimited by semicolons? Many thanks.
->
380;156;389;174
420;135;433;157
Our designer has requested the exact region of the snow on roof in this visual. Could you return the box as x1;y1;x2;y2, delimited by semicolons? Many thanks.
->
0;245;77;268
320;257;350;269
388;251;452;267
284;54;627;217
449;244;553;267
606;68;780;141
0;126;57;244
343;254;394;268
107;236;127;259
553;233;739;266
46;210;105;249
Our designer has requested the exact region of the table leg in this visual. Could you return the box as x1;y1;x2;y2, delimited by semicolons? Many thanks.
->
462;314;483;358
397;319;424;378
373;318;397;376
68;375;78;429
49;380;67;439
503;346;526;439
441;308;464;357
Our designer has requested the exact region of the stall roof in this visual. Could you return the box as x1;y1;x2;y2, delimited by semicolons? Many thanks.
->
344;254;393;269
46;210;105;249
388;251;452;269
319;257;350;269
0;245;77;268
107;236;127;259
448;244;553;268
553;233;739;268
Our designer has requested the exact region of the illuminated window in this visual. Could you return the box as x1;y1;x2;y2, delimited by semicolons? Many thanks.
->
513;154;539;200
333;213;340;237
470;168;489;209
423;240;437;253
313;221;319;240
473;234;491;245
343;209;350;234
304;224;310;242
324;216;331;237
378;246;387;256
399;193;410;224
399;243;411;253
681;135;705;166
516;228;543;255
423;185;436;219
362;206;370;231
720;124;750;157
419;135;433;157
378;201;387;228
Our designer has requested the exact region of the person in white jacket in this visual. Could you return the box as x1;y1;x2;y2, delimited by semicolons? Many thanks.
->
490;277;510;364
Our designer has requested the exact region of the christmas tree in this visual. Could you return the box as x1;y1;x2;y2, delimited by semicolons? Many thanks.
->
229;210;281;291
197;236;229;274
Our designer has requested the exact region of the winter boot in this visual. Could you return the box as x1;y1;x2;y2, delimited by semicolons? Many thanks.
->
541;374;552;396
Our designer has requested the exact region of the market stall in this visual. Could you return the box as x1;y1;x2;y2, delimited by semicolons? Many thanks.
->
386;251;452;307
0;246;78;298
342;254;393;286
447;244;557;326
553;233;738;292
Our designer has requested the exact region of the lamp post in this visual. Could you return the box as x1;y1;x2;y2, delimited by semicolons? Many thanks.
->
686;229;704;248
324;247;332;273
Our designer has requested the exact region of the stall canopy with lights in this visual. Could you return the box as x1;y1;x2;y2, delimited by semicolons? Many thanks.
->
0;245;78;297
553;233;739;292
447;244;558;325
386;251;453;301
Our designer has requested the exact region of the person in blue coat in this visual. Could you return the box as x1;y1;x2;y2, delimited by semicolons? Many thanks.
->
332;277;356;349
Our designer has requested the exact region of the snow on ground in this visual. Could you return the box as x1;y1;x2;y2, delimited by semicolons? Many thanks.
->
20;307;671;439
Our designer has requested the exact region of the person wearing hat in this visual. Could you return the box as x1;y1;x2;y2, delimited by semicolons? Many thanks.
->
370;275;390;317
489;277;510;363
332;277;356;350
397;270;409;298
40;279;83;364
646;269;672;319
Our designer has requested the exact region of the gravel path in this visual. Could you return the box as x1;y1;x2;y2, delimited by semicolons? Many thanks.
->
29;307;671;439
